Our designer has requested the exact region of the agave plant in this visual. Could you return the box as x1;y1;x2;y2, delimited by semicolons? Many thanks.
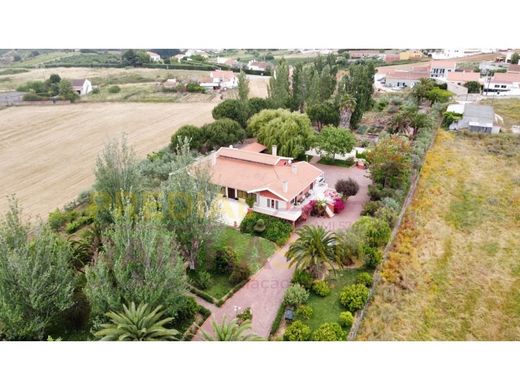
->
201;316;263;341
94;302;179;341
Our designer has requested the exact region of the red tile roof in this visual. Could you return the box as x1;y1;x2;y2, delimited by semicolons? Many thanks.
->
491;72;520;83
207;147;323;201
447;72;481;83
239;142;267;153
385;70;430;80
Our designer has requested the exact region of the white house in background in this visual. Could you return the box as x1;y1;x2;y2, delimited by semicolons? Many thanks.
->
430;60;458;79
384;70;430;88
185;49;209;59
210;70;238;89
146;51;161;62
70;79;93;96
247;60;270;72
483;72;520;95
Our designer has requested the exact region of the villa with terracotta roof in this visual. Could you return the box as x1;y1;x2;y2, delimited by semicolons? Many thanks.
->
483;71;520;95
384;70;429;88
206;145;325;222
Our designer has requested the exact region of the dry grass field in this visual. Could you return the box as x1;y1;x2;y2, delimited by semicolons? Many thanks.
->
0;102;215;218
358;130;520;340
482;98;520;132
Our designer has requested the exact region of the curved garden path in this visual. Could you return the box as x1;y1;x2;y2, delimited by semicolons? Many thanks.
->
193;236;296;340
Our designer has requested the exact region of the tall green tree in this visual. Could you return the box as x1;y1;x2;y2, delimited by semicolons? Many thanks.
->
94;302;179;341
84;200;187;319
290;63;305;112
58;79;78;102
338;94;357;129
319;64;336;101
286;225;339;279
307;102;340;130
0;199;76;340
201;317;263;341
93;134;143;225
314;126;356;160
339;63;375;128
247;109;314;158
268;58;291;108
237;70;250;101
367;135;412;189
511;52;519;65
161;140;220;269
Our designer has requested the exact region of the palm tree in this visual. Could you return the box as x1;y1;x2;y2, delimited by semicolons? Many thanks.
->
339;94;357;129
94;302;179;341
201;316;263;341
286;225;339;279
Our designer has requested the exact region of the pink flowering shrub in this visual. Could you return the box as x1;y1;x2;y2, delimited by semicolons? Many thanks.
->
333;197;346;214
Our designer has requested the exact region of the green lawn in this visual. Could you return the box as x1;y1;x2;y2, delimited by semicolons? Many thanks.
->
213;226;277;273
196;227;277;300
303;268;365;330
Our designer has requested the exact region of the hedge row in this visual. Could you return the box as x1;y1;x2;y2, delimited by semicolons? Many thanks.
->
181;305;212;341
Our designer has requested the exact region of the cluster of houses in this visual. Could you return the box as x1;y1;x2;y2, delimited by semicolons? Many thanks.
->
378;60;520;96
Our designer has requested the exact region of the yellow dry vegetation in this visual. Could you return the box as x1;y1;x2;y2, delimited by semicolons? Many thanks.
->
358;130;520;340
0;102;215;218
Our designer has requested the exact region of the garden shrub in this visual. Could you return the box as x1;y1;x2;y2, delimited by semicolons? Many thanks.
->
212;99;249;128
229;261;251;284
253;219;266;233
48;209;68;231
338;311;354;329
240;212;292;245
283;283;309;307
335;178;359;198
333;198;345;214
292;270;313;289
312;322;346;341
192;270;212;290
236;307;253;324
295;304;313;320
339;284;370;312
352;216;391;249
214;246;237;274
283;320;311;341
65;215;93;234
336;230;363;266
361;200;383;217
382;197;400;211
374;205;398;227
186;83;205;93
311;280;331;297
174;296;199;325
362;246;383;268
108;85;121;93
356;272;374;287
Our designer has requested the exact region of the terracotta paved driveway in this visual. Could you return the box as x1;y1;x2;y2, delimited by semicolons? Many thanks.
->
303;163;372;231
193;235;296;340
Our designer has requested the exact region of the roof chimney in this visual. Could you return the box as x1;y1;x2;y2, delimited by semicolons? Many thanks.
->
272;145;277;156
229;145;233;149
291;164;298;175
282;180;288;193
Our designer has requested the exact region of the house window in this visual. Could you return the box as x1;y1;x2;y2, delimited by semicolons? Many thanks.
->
501;85;507;88
267;199;279;209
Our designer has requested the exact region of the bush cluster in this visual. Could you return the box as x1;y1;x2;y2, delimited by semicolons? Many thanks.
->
312;322;346;341
338;311;354;328
283;320;311;341
283;283;309;307
295;304;313;320
339;283;370;313
240;212;292;246
311;280;331;297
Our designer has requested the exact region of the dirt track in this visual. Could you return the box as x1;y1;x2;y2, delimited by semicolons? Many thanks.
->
0;102;215;218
